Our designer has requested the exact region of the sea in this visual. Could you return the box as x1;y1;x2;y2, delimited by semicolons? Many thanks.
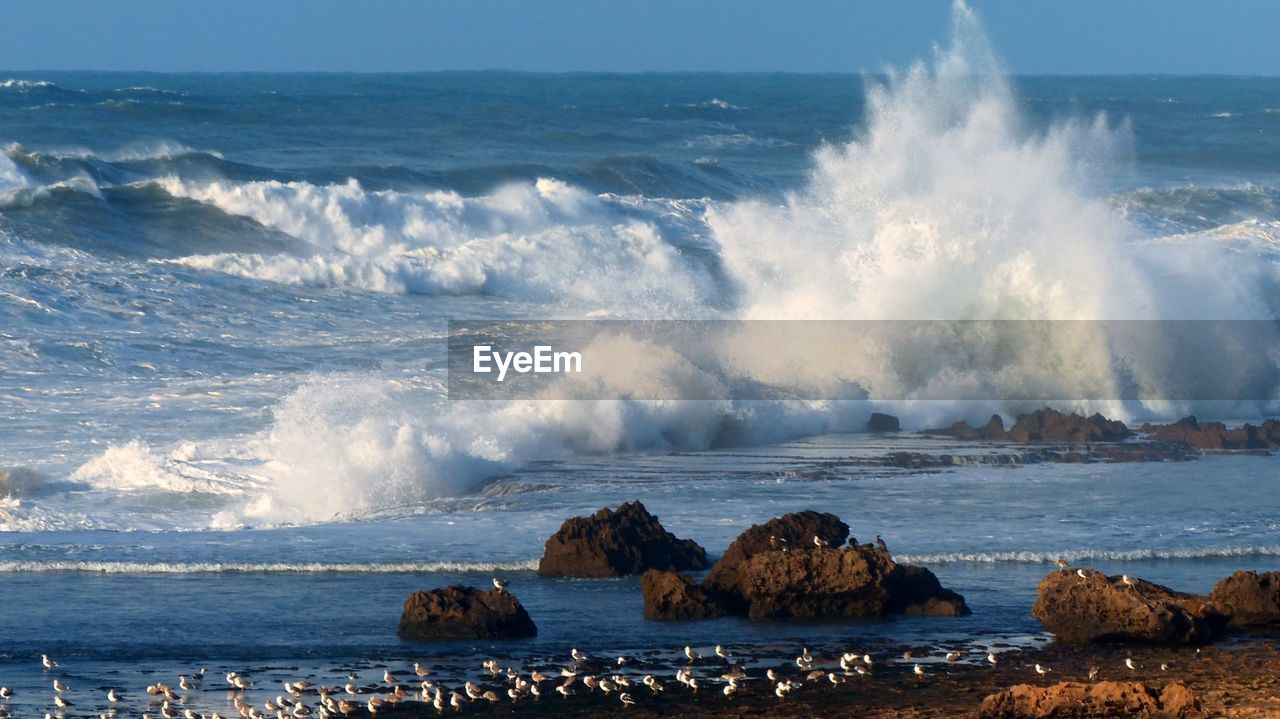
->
2;6;1280;716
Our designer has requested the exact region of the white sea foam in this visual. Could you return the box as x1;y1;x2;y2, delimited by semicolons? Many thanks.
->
156;176;716;313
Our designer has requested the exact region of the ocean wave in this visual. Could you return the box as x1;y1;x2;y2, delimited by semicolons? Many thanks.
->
153;176;721;311
0;559;539;574
0;79;56;90
897;546;1280;565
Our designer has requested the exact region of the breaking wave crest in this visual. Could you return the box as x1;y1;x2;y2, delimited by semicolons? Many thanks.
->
0;559;538;574
897;546;1280;565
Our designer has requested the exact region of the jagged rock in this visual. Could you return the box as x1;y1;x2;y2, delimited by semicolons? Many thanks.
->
928;414;1007;440
703;510;849;602
1140;416;1280;450
1031;570;1229;644
1006;409;1131;443
640;569;729;620
865;412;901;433
398;585;537;641
735;545;969;619
1209;570;1280;626
979;680;1201;719
537;500;707;577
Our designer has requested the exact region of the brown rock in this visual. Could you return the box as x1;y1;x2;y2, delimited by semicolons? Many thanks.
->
1140;416;1280;450
866;412;901;433
640;569;729;620
1209;570;1280;626
398;585;537;641
734;545;969;620
928;414;1007;440
1006;408;1131;443
1031;570;1229;644
537;500;707;578
704;510;849;602
979;680;1200;718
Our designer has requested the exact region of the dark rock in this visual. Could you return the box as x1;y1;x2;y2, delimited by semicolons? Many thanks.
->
865;412;901;433
1209;570;1280;626
1140;416;1280;450
1006;408;1131;443
979;680;1201;719
537;500;707;578
640;569;729;620
398;585;537;641
733;545;969;620
1031;570;1229;645
703;510;849;602
928;414;1008;440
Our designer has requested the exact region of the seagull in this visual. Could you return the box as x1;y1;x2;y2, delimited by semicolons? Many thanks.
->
616;656;627;666
620;692;635;707
1125;658;1138;671
715;645;729;660
0;687;11;699
1088;666;1099;680
813;536;829;547
492;578;509;592
41;655;58;670
383;670;397;685
945;652;961;662
1077;569;1089;579
556;685;572;699
1056;558;1071;570
53;680;69;694
800;648;813;664
876;535;888;551
863;654;874;666
1035;664;1051;677
53;696;70;709
414;662;431;678
913;664;925;676
769;535;789;552
902;650;912;661
1161;663;1170;672
987;652;998;666
1122;575;1137;588
684;646;700;662
571;648;587;664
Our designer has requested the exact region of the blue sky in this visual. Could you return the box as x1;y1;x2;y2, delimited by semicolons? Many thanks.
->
2;0;1278;75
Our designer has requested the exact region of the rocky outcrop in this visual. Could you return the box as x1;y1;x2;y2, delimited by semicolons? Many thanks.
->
734;545;969;619
1006;409;1131;443
645;511;972;621
1209;570;1280;626
979;681;1201;719
641;569;729;620
865;412;901;433
928;414;1008;440
929;410;1131;443
398;585;537;641
704;510;849;601
1032;570;1229;645
537;501;707;577
1140;416;1280;450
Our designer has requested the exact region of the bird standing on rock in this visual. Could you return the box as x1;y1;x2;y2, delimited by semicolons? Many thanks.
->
813;535;829;547
876;535;888;551
1056;558;1071;571
492;578;509;592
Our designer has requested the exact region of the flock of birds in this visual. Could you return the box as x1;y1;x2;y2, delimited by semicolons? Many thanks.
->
0;637;1186;719
0;563;1174;718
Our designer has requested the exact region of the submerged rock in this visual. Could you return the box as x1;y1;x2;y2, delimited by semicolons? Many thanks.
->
979;680;1201;719
1209;570;1280;626
640;569;729;620
1032;570;1229;645
537;500;708;578
398;585;537;641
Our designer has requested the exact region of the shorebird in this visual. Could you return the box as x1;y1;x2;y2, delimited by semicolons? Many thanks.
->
620;692;635;707
556;685;572;699
0;687;11;699
53;696;70;709
945;652;961;662
1121;575;1137;588
813;535;829;547
530;670;547;683
571;648;586;664
684;646;700;662
492;578;509;592
766;669;779;682
1056;558;1071;571
855;666;868;677
1088;666;1099;680
414;662;431;678
987;652;998;666
643;675;663;693
863;654;874;666
383;670;397;685
715;644;729;660
1077;569;1089;579
769;535;789;552
616;656;627;666
53;679;69;694
1035;664;1051;677
901;650;912;661
1125;658;1138;671
913;664;925;676
876;535;888;551
1161;663;1170;672
800;647;813;664
41;655;58;670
